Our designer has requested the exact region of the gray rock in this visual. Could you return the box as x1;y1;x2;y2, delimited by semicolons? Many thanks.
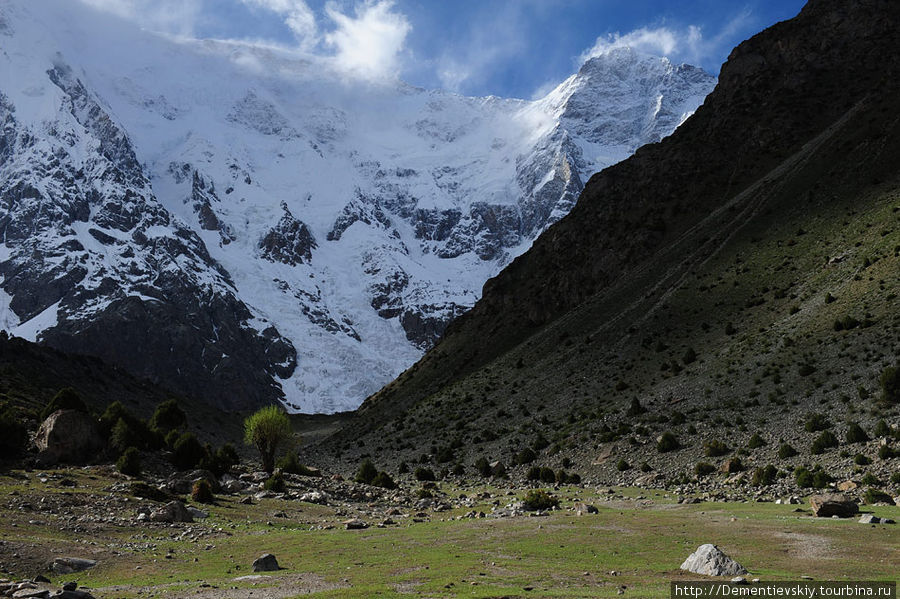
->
858;514;880;524
219;474;244;493
33;410;103;465
57;591;96;599
149;500;193;523
680;544;748;577
186;507;209;519
11;589;50;599
50;557;97;574
252;554;280;572
343;518;369;530
809;494;858;518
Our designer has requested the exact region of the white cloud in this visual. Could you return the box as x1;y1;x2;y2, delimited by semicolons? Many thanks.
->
77;0;203;37
324;1;411;81
580;8;752;70
240;0;318;50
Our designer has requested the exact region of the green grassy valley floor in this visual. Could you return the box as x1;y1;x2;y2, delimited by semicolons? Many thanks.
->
1;467;897;598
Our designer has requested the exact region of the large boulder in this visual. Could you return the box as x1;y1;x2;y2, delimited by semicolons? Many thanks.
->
809;494;858;518
162;470;219;494
252;554;280;572
34;410;103;465
149;500;194;523
50;557;97;574
680;544;748;577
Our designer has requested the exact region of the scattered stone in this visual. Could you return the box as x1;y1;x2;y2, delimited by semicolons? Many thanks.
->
62;582;77;591
680;544;748;577
50;558;97;575
837;480;858;492
149;500;194;523
186;507;209;519
299;491;328;505
163;470;219;495
31;576;49;584
573;502;598;515
731;577;748;584
252;554;280;572
344;518;368;530
57;591;96;599
11;589;50;599
809;494;858;518
239;496;253;505
219;474;244;493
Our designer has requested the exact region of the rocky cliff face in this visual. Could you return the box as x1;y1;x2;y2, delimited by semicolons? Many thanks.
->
0;0;714;412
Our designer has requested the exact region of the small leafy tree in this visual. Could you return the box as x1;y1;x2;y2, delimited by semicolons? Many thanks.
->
355;459;378;484
116;446;141;477
172;431;205;470
243;406;293;473
879;364;899;406
657;431;680;453
0;404;28;458
845;423;868;444
149;399;186;434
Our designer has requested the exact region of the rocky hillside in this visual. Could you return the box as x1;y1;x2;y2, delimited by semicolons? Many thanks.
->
325;0;900;482
0;0;713;413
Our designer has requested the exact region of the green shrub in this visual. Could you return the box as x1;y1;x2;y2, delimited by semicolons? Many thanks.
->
798;364;815;377
860;472;881;486
671;412;686;425
873;420;891;438
616;458;630;471
639;461;652;472
129;481;169;502
191;479;214;503
474;457;491;477
704;439;730;457
795;466;832;488
810;430;839;455
0;404;28;458
435;446;455;463
854;454;871;465
752;465;778;486
371;471;397;490
398;461;409;474
526;466;541;481
243;406;293;473
492;462;508;479
695;462;715;476
522;489;558;511
40;387;87;421
451;463;465;476
116;447;141;477
355;459;378;484
777;443;798;459
878;445;896;460
804;412;831;432
100;402;159;450
722;457;744;473
890;472;900;485
415;488;433;499
657;432;680;453
172;432;205;470
149;399;186;434
556;470;580;484
211;443;240;476
864;488;894;504
879;364;899;406
515;447;537;465
414;467;436;481
845;423;869;444
626;398;645;417
747;433;766;449
264;471;285;492
682;348;697;365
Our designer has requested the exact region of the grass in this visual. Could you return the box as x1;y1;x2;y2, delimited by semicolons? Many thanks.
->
1;469;897;598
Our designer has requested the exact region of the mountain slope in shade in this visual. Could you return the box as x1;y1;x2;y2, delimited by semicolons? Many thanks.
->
325;0;900;470
0;0;714;412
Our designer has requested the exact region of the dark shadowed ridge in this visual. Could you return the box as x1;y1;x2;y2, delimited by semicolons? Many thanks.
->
323;0;900;451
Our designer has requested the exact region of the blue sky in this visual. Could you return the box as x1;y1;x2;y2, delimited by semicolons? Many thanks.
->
79;0;807;99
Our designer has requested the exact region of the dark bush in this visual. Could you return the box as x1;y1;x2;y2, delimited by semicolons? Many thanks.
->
777;443;798;459
0;404;28;458
722;457;744;473
129;481;170;502
639;461;652;472
435;446;455;463
149;399;186;433
212;443;240;475
879;365;899;406
873;420;891;438
522;489;558;511
864;488;894;504
747;433;766;449
451;463;465;476
795;466;832;488
752;465;778;486
657;432;680;453
878;445;896;460
526;466;541;481
110;418;137;457
474;457;491;477
398;461;409;474
810;430;839;455
539;467;556;483
515;447;537;465
355;458;378;484
556;470;580;484
264;471;285;492
682;347;697;365
626;398;645;417
804;413;831;432
704;439;730;457
854;454;871;465
40;387;87;421
860;472;881;486
191;479;214;503
616;458;630;471
172;432;205;470
116;447;141;477
695;462;715;476
845;423;868;444
371;471;397;489
414;467;436;482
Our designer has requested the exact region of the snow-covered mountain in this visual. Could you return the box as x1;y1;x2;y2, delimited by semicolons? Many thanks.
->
0;0;716;412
